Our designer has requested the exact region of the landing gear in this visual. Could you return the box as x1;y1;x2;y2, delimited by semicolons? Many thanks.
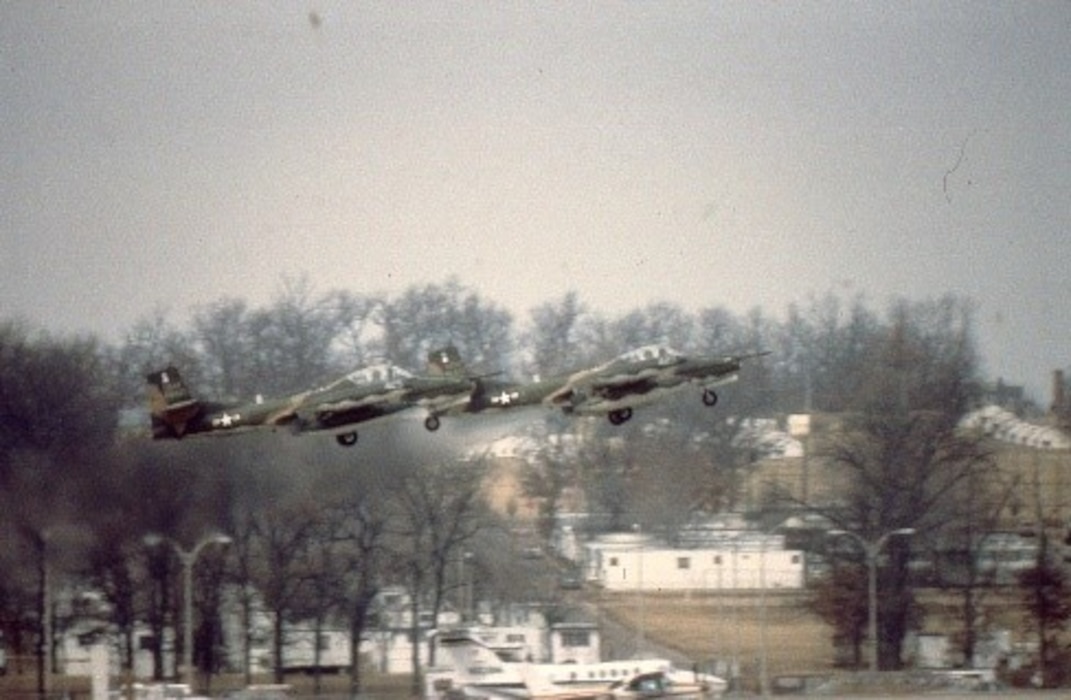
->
336;431;358;447
424;414;441;432
608;408;633;425
702;389;719;407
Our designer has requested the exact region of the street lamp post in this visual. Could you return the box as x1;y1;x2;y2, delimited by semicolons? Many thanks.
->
144;533;232;690
632;524;646;656
828;528;915;672
759;535;769;699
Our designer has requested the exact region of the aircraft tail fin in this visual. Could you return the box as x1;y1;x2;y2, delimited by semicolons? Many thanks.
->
145;367;202;438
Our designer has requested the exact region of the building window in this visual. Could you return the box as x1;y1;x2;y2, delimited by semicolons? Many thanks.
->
791;554;801;564
561;630;590;648
677;557;691;570
609;556;619;567
713;555;722;565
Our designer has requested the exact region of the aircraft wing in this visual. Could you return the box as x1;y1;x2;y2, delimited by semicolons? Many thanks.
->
541;361;622;408
299;389;410;429
549;368;664;407
588;368;662;391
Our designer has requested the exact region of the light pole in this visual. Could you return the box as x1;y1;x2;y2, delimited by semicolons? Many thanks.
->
144;532;232;690
631;524;645;655
759;535;769;699
828;528;915;672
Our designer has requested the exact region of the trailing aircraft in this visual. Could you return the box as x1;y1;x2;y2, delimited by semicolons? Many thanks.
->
541;344;769;425
146;346;474;447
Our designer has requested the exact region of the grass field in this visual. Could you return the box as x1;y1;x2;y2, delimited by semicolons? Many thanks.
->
598;591;835;680
595;587;1055;690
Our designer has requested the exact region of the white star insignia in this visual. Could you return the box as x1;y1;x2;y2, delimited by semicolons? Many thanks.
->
493;391;520;405
213;412;240;428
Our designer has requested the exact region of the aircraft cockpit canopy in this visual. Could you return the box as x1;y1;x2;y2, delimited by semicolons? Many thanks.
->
345;363;414;386
617;344;683;366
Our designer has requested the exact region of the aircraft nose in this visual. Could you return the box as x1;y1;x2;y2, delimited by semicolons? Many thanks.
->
697;356;738;373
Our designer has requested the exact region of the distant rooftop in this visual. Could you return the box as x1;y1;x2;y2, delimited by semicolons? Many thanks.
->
960;405;1071;450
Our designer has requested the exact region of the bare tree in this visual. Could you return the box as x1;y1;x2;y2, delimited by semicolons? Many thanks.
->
332;491;391;698
189;297;252;399
523;291;589;378
609;302;695;352
250;497;319;683
813;295;986;670
388;458;488;693
810;564;869;668
0;322;119;694
522;414;584;541
82;447;163;681
323;289;379;370
246;276;345;395
296;507;349;695
111;308;199;407
379;278;514;373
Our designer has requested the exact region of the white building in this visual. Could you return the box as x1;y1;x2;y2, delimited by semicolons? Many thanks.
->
585;532;805;592
360;587;462;674
548;622;601;665
57;620;173;680
219;586;352;675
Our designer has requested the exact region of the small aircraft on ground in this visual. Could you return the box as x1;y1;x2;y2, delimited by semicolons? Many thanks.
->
146;347;474;447
425;628;726;700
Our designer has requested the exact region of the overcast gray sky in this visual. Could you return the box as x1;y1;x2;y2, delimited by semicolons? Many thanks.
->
2;2;1068;400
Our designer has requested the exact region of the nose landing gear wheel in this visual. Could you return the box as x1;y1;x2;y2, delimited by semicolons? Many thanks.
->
608;408;633;425
702;389;719;407
424;415;441;431
336;431;358;446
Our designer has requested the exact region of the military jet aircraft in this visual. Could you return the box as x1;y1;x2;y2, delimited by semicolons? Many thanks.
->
541;344;769;425
146;346;475;447
419;375;546;428
423;344;768;429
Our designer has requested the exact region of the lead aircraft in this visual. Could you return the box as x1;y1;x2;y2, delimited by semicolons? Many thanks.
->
425;344;769;429
543;344;769;425
146;346;473;447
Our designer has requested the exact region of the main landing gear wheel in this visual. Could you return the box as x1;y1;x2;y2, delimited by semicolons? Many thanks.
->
424;415;441;432
608;408;633;425
702;389;719;407
336;431;358;447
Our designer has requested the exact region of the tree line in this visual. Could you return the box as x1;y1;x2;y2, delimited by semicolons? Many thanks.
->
2;277;1067;690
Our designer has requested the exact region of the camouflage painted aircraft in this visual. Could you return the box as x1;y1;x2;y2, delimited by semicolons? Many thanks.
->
420;373;556;428
541;344;769;425
428;344;769;427
146;346;474;447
